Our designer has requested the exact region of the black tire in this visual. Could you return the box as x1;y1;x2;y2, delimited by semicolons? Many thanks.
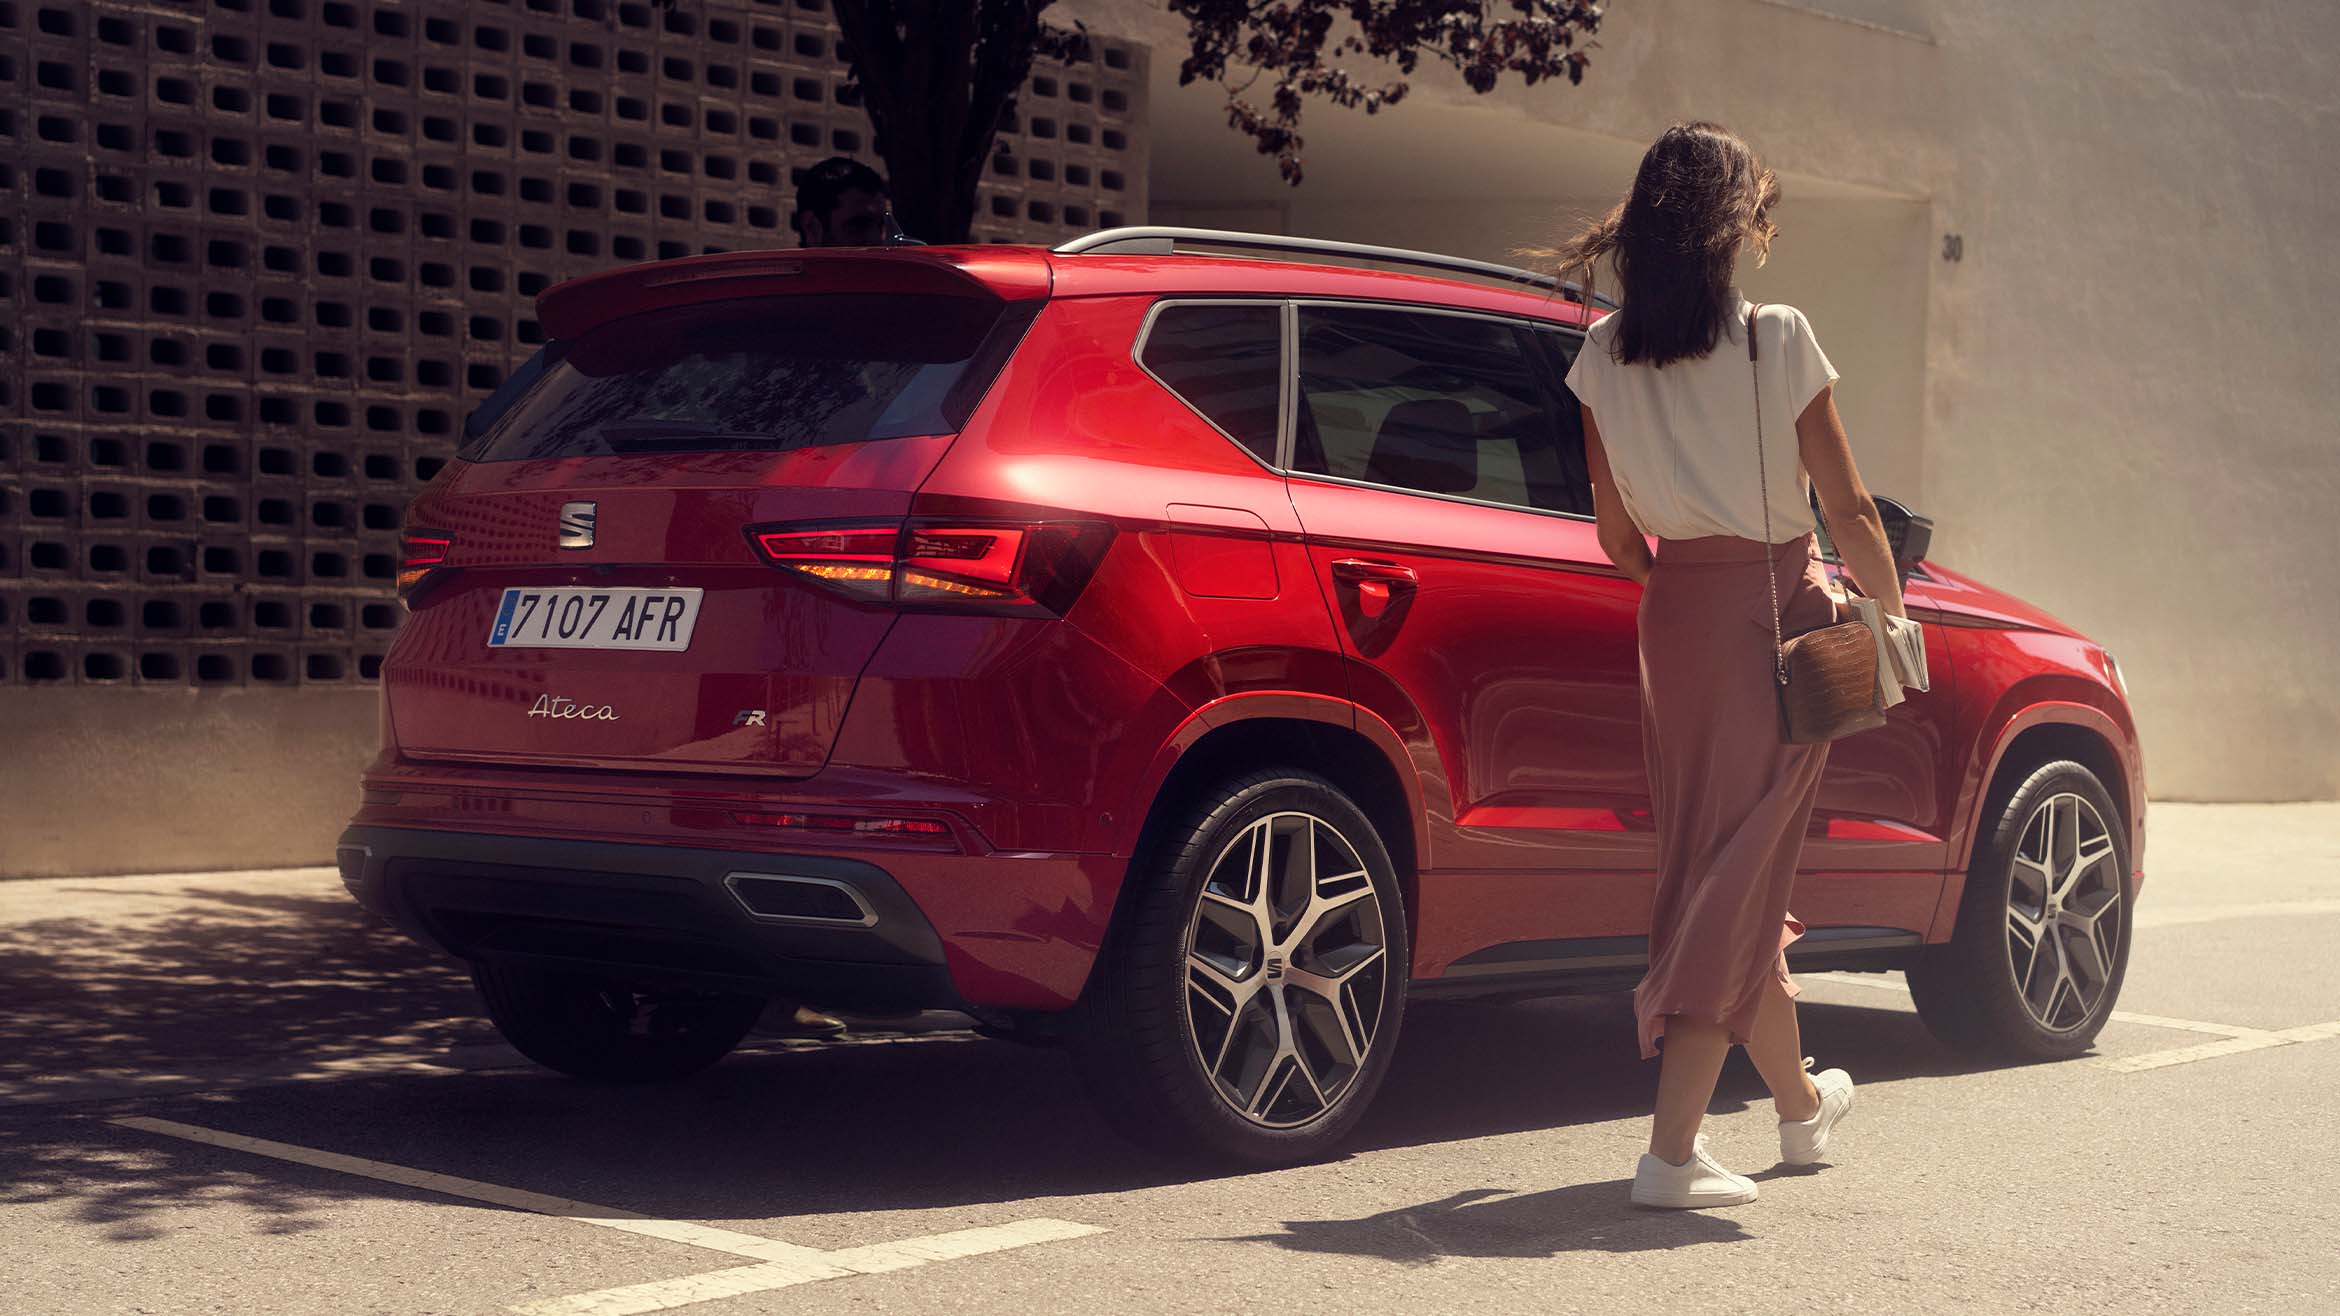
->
471;961;764;1082
1908;759;2132;1060
1075;769;1410;1166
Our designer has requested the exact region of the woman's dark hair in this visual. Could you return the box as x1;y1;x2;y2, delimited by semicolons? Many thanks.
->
1533;122;1780;368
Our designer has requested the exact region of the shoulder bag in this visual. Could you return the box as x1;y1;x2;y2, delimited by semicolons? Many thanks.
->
1747;304;1888;744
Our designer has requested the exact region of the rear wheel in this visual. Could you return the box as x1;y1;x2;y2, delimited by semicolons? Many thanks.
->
1908;759;2131;1059
472;961;764;1082
1076;770;1408;1165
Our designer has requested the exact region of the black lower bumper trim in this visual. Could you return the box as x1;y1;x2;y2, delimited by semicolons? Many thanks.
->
338;825;958;1010
1413;927;1925;1002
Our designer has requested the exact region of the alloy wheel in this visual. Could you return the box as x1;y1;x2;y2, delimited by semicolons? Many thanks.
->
1183;810;1390;1129
2003;790;2124;1032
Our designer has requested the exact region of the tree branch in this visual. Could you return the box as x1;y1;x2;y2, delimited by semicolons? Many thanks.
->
1169;0;1604;184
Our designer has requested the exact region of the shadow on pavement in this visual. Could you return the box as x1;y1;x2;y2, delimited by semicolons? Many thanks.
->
1222;1182;1751;1262
0;882;485;1092
1359;990;2013;1152
3;878;2015;1246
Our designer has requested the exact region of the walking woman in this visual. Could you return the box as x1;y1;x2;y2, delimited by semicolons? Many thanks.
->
1551;123;1907;1208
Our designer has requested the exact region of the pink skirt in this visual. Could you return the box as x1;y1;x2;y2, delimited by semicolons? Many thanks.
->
1633;530;1837;1060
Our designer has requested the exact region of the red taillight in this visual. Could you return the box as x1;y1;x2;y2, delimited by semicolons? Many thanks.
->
749;527;901;604
398;529;454;598
733;810;951;837
747;519;1111;616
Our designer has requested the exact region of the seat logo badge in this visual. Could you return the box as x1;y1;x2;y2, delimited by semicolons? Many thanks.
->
527;694;619;721
558;501;598;549
733;709;768;727
1265;956;1286;981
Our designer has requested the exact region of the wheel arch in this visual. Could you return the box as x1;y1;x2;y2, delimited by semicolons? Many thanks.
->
1957;699;2141;889
1096;696;1426;994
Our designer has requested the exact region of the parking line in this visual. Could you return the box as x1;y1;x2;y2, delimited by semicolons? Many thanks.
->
2096;1034;2294;1072
510;1219;1108;1316
109;1116;832;1263
2133;898;2340;929
1806;974;2340;1072
109;1116;1107;1316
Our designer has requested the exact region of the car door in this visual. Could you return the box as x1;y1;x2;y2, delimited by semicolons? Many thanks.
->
1279;302;1655;977
1792;508;1963;940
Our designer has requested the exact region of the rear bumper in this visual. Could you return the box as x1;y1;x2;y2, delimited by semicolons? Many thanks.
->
337;825;959;1009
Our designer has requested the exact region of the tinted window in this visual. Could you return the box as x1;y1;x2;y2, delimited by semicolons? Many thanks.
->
459;343;564;453
1532;330;1595;517
1138;302;1282;462
470;294;1023;461
1295;306;1584;514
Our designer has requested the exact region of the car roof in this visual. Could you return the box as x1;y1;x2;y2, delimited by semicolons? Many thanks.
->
1042;252;1601;330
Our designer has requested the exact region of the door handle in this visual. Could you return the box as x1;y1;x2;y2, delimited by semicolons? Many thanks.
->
1330;558;1418;586
1330;558;1415;620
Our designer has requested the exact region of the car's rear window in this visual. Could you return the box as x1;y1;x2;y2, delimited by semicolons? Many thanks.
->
467;293;1031;460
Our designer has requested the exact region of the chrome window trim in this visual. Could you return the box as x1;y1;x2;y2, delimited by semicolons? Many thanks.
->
1129;296;1291;476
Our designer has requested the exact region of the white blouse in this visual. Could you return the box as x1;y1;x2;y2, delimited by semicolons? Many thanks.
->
1563;295;1839;543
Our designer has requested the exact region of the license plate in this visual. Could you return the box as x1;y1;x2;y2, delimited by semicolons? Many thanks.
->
488;587;705;651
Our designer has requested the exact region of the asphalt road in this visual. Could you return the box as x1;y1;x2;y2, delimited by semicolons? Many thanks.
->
4;802;2337;1316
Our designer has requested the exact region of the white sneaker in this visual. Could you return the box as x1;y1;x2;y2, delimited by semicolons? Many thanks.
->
1631;1134;1759;1209
1778;1060;1855;1165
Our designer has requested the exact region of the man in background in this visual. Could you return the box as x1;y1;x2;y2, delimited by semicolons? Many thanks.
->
792;156;900;248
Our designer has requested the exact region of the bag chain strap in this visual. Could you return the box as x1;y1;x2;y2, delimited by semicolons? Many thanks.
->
1751;305;1787;688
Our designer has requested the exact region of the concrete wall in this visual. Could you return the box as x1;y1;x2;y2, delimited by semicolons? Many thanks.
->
0;688;377;878
1915;0;2340;800
1096;0;2340;801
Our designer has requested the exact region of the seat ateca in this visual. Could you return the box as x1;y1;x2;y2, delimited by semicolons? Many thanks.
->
340;230;2146;1163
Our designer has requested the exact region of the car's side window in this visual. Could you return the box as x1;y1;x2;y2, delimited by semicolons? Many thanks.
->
1137;302;1284;463
1530;329;1596;517
1293;304;1582;514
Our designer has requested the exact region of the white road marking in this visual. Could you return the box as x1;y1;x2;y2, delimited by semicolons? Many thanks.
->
2133;898;2340;929
510;1220;1107;1316
109;1116;1106;1316
2086;1009;2257;1038
110;1117;831;1263
2096;1034;2298;1072
1805;974;2340;1072
514;1260;843;1316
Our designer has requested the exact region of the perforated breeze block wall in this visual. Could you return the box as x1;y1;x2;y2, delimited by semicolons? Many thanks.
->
0;0;1150;696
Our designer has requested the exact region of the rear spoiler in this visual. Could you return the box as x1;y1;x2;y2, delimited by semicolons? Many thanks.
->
537;247;1055;341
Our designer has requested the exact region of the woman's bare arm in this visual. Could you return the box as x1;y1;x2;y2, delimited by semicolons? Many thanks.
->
1794;386;1906;617
1582;405;1654;584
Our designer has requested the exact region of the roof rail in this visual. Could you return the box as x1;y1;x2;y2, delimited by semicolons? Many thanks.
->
1052;226;1615;309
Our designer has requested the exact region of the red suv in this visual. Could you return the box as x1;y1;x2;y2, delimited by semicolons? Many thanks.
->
340;229;2145;1163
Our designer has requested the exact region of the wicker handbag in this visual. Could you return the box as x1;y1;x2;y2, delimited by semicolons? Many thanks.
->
1747;305;1887;745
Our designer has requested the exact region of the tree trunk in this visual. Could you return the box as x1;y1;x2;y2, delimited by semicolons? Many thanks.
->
832;1;1051;245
